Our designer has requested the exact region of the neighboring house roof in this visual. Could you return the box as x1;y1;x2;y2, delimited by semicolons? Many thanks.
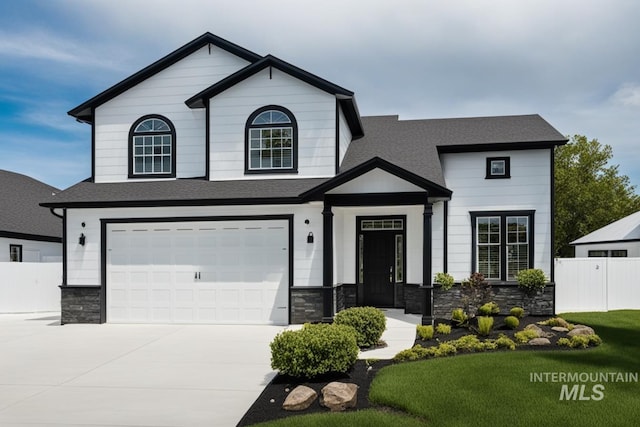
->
68;32;263;123
0;170;62;242
185;54;363;138
341;114;567;188
571;211;640;245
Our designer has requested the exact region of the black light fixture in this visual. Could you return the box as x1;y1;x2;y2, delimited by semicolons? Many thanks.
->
307;232;314;244
79;233;86;246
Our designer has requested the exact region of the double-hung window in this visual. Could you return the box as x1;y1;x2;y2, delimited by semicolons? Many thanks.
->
246;106;297;173
471;211;534;281
129;115;176;178
9;244;22;262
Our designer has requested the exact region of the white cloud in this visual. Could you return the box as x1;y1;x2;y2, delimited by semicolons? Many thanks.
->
610;83;640;107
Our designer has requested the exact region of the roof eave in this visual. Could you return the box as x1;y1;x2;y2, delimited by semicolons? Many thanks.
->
437;139;568;153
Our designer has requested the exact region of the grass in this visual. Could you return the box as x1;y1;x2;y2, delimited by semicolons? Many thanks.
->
252;311;640;426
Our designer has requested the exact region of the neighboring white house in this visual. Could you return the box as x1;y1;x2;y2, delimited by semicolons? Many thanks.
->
41;33;567;326
1;170;62;262
571;211;640;257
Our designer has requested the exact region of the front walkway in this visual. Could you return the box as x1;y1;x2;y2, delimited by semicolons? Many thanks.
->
359;308;421;359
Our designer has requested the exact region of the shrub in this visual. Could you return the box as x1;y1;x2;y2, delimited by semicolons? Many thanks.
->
270;323;358;378
516;268;547;296
417;325;434;340
334;306;386;348
514;329;539;343
509;307;525;318
434;342;457;357
478;302;500;316
494;334;516;350
587;334;602;346
504;316;520;330
393;345;430;362
569;335;590;349
538;317;572;329
436;323;452;335
450;334;481;351
557;337;571;347
434;272;455;291
461;272;493;316
476;316;494;336
451;308;468;327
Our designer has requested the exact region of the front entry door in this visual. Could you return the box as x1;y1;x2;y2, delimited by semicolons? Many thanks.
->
362;231;396;306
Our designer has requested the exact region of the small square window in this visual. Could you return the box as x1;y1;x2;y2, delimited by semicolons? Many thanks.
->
486;157;511;179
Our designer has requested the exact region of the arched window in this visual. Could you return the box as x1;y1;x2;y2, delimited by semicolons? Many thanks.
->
129;115;176;178
245;106;297;173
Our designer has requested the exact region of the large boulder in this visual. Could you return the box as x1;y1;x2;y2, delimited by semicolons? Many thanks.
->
529;337;551;346
525;323;554;338
551;326;569;333
283;385;317;411
320;382;358;412
568;325;595;336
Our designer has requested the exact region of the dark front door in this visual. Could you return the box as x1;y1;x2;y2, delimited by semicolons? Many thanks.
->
362;231;396;306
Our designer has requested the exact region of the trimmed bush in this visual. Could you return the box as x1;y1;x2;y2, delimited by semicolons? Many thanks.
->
435;323;452;335
417;325;434;341
334;306;386;348
476;316;494;336
516;268;547;296
569;335;590;349
270;323;358;378
504;316;520;330
434;272;455;290
394;345;430;362
509;307;525;318
434;343;457;357
494;334;516;350
451;308;468;327
587;334;602;346
478;302;500;316
557;337;571;347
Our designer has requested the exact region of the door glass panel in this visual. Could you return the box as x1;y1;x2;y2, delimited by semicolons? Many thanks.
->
395;234;403;282
358;234;364;283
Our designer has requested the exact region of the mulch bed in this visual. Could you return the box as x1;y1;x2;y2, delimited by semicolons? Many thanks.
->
237;315;587;426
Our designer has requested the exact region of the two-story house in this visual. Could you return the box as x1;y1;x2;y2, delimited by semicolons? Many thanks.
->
42;33;567;325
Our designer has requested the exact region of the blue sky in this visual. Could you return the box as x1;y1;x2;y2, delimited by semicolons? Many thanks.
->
1;0;640;191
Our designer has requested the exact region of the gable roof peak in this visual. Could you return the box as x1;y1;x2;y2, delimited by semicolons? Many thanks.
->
68;32;262;123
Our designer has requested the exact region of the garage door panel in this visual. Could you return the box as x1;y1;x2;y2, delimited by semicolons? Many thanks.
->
107;219;289;324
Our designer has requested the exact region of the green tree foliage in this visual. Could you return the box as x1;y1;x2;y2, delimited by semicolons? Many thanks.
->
555;135;640;257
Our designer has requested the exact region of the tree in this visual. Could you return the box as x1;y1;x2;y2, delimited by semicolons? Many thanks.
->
555;135;640;257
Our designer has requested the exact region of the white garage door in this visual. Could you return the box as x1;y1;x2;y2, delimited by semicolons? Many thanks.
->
106;220;289;325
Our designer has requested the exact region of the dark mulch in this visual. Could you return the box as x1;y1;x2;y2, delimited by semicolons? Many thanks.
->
237;315;586;426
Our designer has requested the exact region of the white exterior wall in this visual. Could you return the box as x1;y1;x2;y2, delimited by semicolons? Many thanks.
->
0;262;61;312
443;149;552;281
0;237;62;262
209;68;337;180
93;45;250;183
65;203;324;288
574;242;640;258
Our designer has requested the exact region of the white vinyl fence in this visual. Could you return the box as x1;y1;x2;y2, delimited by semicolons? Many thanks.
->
555;258;640;313
0;262;61;313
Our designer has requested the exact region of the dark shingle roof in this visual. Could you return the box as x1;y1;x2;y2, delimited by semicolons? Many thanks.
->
0;170;62;240
341;114;567;187
40;178;330;208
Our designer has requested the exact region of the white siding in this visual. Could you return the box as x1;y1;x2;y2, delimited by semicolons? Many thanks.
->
0;237;62;262
93;45;250;183
575;242;640;258
209;68;337;180
65;204;323;288
327;168;424;194
443;149;552;281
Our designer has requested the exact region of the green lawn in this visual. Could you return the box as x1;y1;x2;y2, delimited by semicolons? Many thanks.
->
252;311;640;427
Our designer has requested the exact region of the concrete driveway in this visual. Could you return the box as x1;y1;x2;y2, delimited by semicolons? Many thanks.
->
0;313;286;427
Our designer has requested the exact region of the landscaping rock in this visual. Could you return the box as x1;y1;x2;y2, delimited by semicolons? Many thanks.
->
524;324;544;337
552;326;569;333
529;337;551;346
320;382;358;412
283;385;317;411
568;325;595;336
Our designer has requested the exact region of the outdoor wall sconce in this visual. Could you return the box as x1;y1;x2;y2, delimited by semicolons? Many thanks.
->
79;233;86;246
307;232;314;244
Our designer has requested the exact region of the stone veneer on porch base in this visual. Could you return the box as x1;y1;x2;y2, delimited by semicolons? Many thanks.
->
60;286;102;324
433;283;555;318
